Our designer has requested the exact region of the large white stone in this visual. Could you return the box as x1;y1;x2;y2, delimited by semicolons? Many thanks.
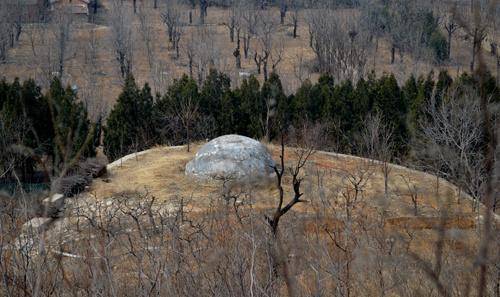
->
42;193;65;208
22;217;53;234
185;135;275;183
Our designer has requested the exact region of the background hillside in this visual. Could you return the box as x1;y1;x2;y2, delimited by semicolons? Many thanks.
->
0;0;499;118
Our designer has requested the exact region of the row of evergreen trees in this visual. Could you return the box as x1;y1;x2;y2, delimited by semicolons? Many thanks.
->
104;69;499;161
1;70;498;182
0;78;98;182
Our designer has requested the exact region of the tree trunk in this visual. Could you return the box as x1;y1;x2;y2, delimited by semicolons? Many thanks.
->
243;35;250;59
254;53;261;74
133;0;137;13
154;0;158;9
470;32;477;73
9;33;14;48
186;125;190;152
293;20;297;38
280;1;286;25
265;107;270;142
234;30;241;69
263;61;268;81
15;25;22;42
496;54;499;86
189;11;193;24
373;37;378;70
168;29;173;42
189;58;193;77
0;43;6;61
235;51;241;69
447;31;453;59
229;26;234;43
199;0;208;24
390;45;395;64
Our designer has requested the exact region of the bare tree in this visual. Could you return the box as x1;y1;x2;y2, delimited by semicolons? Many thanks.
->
34;9;74;83
400;173;420;216
292;51;310;85
417;85;485;209
359;0;387;70
191;26;220;84
0;2;10;62
81;28;106;122
290;0;300;38
138;3;156;71
359;113;394;201
266;131;314;235
199;0;208;24
184;30;197;77
384;0;434;65
109;0;134;79
162;0;182;45
308;9;369;81
241;4;258;59
443;4;460;60
279;0;287;25
224;0;242;43
54;12;73;80
454;0;497;72
253;12;279;81
175;93;199;152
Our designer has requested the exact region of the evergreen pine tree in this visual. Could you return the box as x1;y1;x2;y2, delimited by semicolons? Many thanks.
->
0;78;8;108
435;70;453;105
236;76;263;138
290;79;314;125
261;73;287;140
374;74;409;154
199;69;232;135
403;74;420;136
156;74;200;145
47;78;96;170
314;74;335;122
352;75;377;136
104;75;155;161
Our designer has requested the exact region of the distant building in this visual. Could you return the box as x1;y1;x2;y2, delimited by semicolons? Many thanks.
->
51;0;90;16
7;0;90;22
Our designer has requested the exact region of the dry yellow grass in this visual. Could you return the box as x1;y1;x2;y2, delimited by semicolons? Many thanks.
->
6;143;495;297
88;142;484;229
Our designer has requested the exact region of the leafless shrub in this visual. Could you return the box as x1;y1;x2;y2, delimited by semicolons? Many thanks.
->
307;8;369;82
109;0;134;79
417;85;485;209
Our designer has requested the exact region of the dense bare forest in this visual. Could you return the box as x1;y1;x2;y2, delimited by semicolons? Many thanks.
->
0;0;499;296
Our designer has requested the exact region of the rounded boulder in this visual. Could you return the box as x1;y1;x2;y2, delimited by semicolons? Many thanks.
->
185;135;275;183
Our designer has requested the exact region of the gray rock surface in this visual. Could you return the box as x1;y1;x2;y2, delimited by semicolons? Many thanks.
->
185;135;275;182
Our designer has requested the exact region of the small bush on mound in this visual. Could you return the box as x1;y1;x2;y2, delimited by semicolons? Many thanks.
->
53;158;107;197
79;158;107;178
53;174;92;197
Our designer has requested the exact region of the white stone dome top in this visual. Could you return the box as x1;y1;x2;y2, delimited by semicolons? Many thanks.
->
185;135;275;182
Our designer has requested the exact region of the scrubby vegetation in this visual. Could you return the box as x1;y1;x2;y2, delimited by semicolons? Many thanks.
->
0;0;499;296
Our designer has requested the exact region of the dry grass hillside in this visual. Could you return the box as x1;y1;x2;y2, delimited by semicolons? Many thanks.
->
0;0;498;118
90;143;483;220
4;143;498;296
